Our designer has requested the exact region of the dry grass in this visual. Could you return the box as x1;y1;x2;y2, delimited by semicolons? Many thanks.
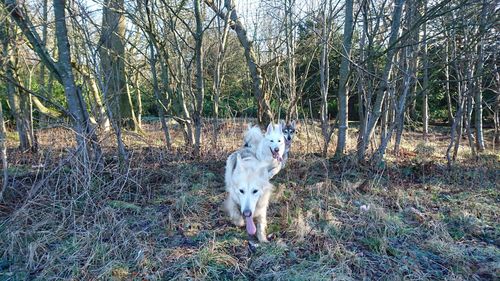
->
0;120;498;280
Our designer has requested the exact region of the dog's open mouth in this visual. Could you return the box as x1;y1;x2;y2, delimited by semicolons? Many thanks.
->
269;147;283;162
245;215;256;235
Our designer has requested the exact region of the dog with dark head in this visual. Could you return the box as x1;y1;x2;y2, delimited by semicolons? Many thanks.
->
279;120;297;168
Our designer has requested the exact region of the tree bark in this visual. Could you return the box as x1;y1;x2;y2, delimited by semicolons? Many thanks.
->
1;18;34;152
319;0;333;157
422;5;429;142
284;0;298;122
212;1;230;146
205;0;273;126
444;29;454;125
100;0;138;131
473;0;488;152
53;0;100;162
334;0;354;157
357;0;404;161
0;101;7;199
193;0;205;156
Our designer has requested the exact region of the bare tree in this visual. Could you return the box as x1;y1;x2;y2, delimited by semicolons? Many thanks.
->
334;0;354;156
1;19;36;152
205;0;273;126
318;0;334;156
284;0;298;122
211;0;230;145
473;0;489;152
357;0;405;161
53;0;101;162
0;100;6;199
422;1;429;142
100;0;139;131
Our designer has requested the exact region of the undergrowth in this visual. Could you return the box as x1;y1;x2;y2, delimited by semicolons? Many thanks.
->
0;121;498;280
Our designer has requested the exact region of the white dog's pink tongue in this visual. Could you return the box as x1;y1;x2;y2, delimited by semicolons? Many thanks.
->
245;216;256;235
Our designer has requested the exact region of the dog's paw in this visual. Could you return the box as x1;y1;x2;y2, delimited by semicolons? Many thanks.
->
257;233;269;243
231;216;245;227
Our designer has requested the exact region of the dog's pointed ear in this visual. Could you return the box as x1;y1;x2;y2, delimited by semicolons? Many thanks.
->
280;119;285;129
266;123;273;134
234;153;243;173
236;153;242;162
247;123;252;130
291;120;296;128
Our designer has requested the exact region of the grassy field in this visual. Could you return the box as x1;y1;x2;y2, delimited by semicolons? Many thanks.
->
0;121;499;280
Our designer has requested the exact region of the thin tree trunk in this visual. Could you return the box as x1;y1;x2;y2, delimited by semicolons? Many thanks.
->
89;76;111;131
1;21;34;152
157;54;173;150
205;0;273;126
148;40;172;150
465;79;476;156
193;0;204;156
446;94;466;168
53;0;101;162
473;0;488;152
74;65;111;131
422;6;429;142
380;97;389;143
394;0;420;155
373;59;412;164
285;0;298;122
134;72;142;129
334;0;353;157
319;0;333;157
0;80;8;199
175;57;195;146
444;32;453;125
493;59;500;150
100;0;138;131
357;0;369;148
358;0;404;161
452;84;465;161
212;2;230;146
494;90;500;150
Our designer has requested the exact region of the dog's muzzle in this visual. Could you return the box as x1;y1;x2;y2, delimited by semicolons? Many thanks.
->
269;147;283;162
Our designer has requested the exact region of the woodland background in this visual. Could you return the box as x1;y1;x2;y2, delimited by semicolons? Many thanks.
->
0;0;498;279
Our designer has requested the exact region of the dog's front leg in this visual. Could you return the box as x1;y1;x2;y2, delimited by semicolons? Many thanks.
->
255;214;268;242
268;164;281;179
223;197;244;227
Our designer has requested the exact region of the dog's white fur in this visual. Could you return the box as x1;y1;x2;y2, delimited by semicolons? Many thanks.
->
222;122;285;242
243;124;263;151
224;150;273;242
255;123;286;178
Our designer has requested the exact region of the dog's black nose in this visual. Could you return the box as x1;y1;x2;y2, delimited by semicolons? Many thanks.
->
274;147;279;152
243;210;252;217
287;137;291;140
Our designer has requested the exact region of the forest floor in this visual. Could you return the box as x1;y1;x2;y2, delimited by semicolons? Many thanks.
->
0;120;499;280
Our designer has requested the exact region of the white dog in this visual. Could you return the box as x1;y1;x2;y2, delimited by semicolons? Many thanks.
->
224;151;273;242
255;123;286;178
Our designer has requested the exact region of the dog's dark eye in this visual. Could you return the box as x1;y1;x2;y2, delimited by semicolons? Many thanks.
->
239;189;244;194
270;140;274;142
278;140;281;142
252;189;258;194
